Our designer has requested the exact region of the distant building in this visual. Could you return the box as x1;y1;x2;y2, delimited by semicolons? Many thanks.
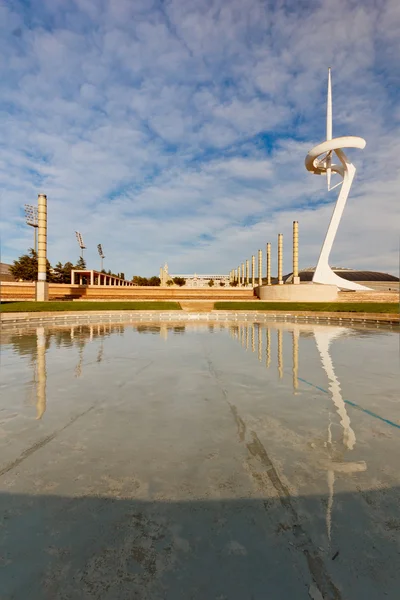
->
0;263;15;282
171;273;230;287
159;263;230;287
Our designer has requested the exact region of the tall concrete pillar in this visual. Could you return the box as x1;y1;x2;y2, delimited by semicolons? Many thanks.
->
241;262;245;286
293;221;300;284
278;233;283;285
237;267;240;285
245;260;249;286
258;249;262;287
266;242;271;285
251;255;255;287
36;194;48;301
90;271;94;286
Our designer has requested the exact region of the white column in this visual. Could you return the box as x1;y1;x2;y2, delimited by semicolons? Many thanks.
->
36;194;48;301
278;234;283;285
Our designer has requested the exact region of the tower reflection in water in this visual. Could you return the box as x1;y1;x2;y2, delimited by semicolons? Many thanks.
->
229;320;367;545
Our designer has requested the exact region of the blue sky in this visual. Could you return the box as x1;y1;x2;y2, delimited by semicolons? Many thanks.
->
1;0;399;277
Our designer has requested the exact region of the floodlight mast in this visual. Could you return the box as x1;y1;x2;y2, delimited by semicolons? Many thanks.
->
97;244;105;271
75;231;86;259
24;204;39;253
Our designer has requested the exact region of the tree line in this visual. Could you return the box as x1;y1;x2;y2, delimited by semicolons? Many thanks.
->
131;276;186;287
10;250;182;286
10;250;227;287
9;249;125;284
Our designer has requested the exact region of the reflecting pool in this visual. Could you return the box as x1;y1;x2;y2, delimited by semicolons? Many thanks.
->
0;321;399;599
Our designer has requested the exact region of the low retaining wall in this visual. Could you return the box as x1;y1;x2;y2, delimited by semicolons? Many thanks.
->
0;283;255;301
0;282;84;301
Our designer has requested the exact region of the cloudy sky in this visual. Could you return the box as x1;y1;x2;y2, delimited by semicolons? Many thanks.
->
1;0;399;278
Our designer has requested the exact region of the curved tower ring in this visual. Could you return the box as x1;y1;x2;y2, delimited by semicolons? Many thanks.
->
305;70;370;291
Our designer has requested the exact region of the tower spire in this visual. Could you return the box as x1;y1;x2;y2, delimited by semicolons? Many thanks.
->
326;67;332;189
327;67;332;141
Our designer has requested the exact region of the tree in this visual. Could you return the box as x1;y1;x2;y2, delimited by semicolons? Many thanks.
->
231;280;238;287
166;279;174;287
9;249;37;281
148;276;161;286
76;256;86;270
173;277;186;287
208;279;214;287
132;275;161;286
63;262;74;284
219;281;225;287
53;261;74;284
53;262;64;283
9;249;55;282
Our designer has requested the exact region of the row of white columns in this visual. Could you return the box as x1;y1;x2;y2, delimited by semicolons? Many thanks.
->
72;271;131;286
228;221;299;287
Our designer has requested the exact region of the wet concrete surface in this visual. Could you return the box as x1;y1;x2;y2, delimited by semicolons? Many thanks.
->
0;321;399;599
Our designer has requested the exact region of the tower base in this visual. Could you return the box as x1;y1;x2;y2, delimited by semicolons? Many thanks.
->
256;283;338;302
36;281;49;301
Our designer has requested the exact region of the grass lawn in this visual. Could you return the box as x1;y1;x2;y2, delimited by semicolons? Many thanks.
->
214;302;399;314
0;301;182;313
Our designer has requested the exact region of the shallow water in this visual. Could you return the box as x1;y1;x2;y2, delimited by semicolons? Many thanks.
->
0;321;399;599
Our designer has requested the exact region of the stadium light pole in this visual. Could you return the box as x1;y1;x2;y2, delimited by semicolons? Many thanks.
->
75;231;86;260
97;244;105;271
24;204;39;254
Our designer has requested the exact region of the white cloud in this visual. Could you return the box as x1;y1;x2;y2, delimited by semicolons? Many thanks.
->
0;0;398;278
